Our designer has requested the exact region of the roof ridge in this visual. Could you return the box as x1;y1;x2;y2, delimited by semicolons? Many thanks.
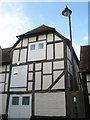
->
17;24;55;38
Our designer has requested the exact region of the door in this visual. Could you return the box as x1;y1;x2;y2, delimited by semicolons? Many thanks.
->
8;94;32;119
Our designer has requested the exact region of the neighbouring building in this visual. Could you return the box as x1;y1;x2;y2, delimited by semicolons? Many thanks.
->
0;25;85;119
79;45;90;118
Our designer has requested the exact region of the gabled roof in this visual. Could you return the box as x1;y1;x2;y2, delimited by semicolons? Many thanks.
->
0;47;12;65
9;24;79;66
80;45;90;73
11;24;63;51
17;25;56;39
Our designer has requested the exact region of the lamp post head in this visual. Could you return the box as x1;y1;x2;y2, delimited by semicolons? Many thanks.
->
62;5;72;17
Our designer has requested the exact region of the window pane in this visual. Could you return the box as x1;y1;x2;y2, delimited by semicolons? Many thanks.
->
22;96;30;105
30;44;35;50
12;97;19;105
38;43;44;49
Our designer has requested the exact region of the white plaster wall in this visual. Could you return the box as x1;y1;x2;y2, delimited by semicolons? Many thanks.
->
10;65;27;87
15;41;21;48
10;88;26;92
47;33;53;42
43;75;52;89
28;72;33;80
53;70;63;81
35;63;41;71
7;65;10;71
29;64;33;71
28;82;32;91
87;82;90;93
47;44;53;60
22;38;28;46
53;61;64;70
0;83;4;92
28;41;46;61
35;92;66;116
38;34;46;40
55;42;64;59
5;84;8;91
29;36;36;42
0;66;6;72
89;95;90;104
52;75;65;89
43;62;52;74
0;94;7;115
20;49;27;63
0;74;5;82
55;35;62;41
35;72;41;90
6;73;9;84
0;65;10;73
86;74;90;81
12;50;19;64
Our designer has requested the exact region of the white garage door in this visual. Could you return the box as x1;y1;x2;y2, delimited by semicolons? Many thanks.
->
8;94;32;119
35;92;66;116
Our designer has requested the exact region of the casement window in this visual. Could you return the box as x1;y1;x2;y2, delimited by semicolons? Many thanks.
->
12;97;19;105
28;41;46;61
22;96;30;105
38;43;44;49
30;44;35;50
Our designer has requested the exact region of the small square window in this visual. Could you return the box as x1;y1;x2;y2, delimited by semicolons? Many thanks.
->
12;97;19;105
38;43;44;49
22;96;30;105
13;68;18;75
30;44;35;50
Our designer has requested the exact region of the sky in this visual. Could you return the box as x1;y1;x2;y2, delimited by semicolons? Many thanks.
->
0;1;88;59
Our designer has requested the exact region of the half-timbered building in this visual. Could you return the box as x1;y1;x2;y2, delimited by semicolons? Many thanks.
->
79;45;90;118
0;25;85;119
0;47;11;119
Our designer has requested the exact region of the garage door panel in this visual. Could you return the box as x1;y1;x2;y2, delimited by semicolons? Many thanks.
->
35;92;66;116
8;94;32;119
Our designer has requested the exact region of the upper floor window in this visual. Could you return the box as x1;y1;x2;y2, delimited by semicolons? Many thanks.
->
30;44;35;50
38;43;44;49
28;41;46;61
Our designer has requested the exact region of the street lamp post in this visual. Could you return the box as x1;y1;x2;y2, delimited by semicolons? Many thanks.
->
62;5;75;91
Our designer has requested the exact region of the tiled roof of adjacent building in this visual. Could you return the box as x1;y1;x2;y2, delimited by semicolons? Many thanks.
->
80;45;90;73
0;47;12;65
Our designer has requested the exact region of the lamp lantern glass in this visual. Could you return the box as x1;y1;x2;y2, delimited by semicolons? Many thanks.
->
62;5;72;17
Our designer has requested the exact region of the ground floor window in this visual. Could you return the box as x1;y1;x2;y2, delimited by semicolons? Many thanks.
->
12;97;19;105
22;96;30;105
12;96;30;105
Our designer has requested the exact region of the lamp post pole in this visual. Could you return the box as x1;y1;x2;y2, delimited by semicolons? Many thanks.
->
62;5;75;91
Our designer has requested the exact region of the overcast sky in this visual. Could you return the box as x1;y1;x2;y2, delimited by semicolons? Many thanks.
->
0;1;88;59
